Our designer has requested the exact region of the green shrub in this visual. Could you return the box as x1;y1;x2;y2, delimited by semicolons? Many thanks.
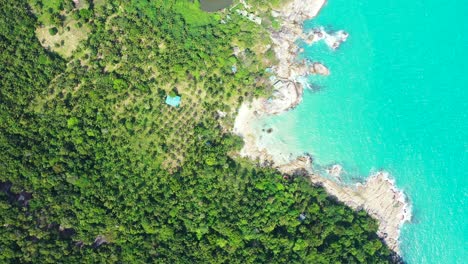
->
48;27;58;35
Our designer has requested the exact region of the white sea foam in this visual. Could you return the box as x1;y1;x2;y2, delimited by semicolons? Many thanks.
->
233;0;411;253
305;26;349;50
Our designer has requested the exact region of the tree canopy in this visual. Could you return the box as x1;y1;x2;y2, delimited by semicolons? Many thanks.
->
0;0;400;263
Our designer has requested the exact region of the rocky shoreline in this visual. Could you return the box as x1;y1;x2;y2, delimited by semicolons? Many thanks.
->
233;0;411;253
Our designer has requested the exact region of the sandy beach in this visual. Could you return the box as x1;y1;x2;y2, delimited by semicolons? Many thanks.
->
233;0;411;253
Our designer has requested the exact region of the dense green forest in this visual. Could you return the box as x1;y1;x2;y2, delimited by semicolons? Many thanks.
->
0;0;400;263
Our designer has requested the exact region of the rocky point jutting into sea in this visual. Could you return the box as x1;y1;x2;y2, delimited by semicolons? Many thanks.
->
233;0;411;253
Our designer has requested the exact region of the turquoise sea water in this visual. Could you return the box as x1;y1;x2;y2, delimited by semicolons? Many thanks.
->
256;0;468;262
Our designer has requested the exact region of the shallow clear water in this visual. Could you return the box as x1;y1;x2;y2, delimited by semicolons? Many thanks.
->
256;0;468;262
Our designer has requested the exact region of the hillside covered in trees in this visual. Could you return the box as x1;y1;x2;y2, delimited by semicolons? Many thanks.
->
1;0;400;263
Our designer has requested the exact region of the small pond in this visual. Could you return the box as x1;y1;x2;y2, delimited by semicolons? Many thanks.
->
200;0;233;12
